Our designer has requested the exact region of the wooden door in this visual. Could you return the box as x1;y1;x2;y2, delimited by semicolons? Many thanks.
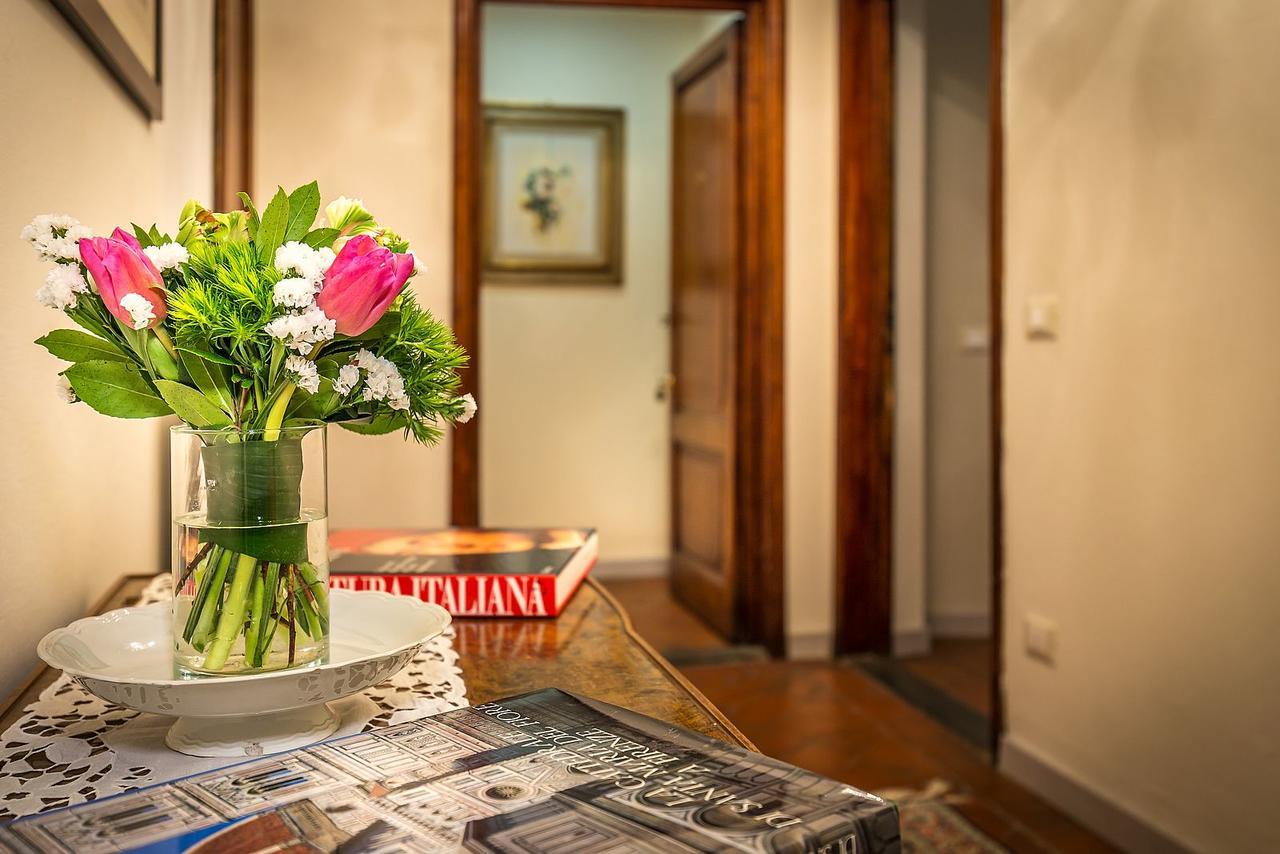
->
669;25;743;638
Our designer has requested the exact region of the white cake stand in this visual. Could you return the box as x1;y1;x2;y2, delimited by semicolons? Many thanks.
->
36;589;450;758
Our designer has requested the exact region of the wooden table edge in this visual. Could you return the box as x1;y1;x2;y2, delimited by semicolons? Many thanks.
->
4;575;758;756
586;577;758;752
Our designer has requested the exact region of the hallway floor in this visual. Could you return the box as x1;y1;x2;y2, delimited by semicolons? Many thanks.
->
603;578;1116;854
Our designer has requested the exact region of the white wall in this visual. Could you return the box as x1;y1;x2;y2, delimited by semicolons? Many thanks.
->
784;0;839;659
254;0;840;654
924;0;991;632
479;5;733;563
0;0;213;697
254;0;456;530
892;0;929;654
1002;2;1280;850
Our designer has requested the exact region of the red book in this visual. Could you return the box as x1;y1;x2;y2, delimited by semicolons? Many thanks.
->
328;527;598;617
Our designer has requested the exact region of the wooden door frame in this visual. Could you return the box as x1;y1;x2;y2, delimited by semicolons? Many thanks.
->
833;0;1007;751
213;0;254;211
834;0;895;656
451;0;787;655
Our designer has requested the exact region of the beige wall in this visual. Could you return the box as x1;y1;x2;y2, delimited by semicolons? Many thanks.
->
0;0;213;696
254;0;456;530
784;0;838;658
479;5;733;562
256;0;840;654
925;0;991;630
1003;2;1280;850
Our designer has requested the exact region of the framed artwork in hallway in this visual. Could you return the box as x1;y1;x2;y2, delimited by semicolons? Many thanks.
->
481;104;624;284
51;0;163;119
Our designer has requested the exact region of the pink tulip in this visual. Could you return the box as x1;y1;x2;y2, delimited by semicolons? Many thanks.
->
79;228;167;330
316;235;414;336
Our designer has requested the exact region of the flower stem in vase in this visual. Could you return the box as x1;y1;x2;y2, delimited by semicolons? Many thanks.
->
286;564;297;666
203;553;259;671
188;548;232;651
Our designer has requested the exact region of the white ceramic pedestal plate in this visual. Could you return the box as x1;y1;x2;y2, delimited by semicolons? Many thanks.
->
36;589;450;758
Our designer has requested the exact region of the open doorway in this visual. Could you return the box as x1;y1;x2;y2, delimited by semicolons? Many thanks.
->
452;0;787;655
835;0;1001;753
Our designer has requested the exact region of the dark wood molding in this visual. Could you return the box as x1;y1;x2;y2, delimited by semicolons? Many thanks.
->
451;0;786;656
988;0;1006;754
834;0;895;655
213;0;254;211
50;0;163;120
451;0;483;526
733;0;787;656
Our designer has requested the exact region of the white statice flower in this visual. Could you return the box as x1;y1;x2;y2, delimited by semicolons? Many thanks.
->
274;242;336;284
456;393;477;424
272;277;318;309
285;355;321;394
332;363;360;396
35;265;89;311
408;250;425;276
265;305;336;353
55;375;77;404
21;214;92;262
352;348;409;410
143;241;189;271
119;293;156;329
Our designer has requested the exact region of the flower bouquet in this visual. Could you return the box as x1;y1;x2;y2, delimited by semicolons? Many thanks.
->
25;183;473;677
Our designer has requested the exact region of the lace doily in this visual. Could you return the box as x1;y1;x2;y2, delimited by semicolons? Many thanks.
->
0;575;467;821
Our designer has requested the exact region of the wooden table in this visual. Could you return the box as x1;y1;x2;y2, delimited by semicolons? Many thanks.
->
0;576;754;751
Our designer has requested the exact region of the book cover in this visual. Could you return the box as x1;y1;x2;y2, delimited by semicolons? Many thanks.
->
328;528;598;618
0;689;900;853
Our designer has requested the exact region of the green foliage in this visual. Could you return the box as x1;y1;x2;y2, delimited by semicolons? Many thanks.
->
168;240;280;352
65;361;172;418
156;380;233;428
302;227;339;249
256;187;290;263
339;414;406;435
237;192;261;240
180;348;237;415
36;330;130;363
285;181;320;242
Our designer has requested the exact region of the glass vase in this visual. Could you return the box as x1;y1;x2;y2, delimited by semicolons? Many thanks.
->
171;424;330;678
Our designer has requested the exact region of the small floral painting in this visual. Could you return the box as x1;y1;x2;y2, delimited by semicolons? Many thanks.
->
483;104;623;284
521;165;572;233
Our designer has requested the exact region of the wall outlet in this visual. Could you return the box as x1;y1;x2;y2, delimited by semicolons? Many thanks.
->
1024;613;1058;664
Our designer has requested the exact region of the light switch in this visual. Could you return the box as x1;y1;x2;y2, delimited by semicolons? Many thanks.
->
1024;613;1058;665
1025;295;1060;340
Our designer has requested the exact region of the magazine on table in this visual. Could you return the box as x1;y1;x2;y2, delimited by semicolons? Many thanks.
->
0;688;900;853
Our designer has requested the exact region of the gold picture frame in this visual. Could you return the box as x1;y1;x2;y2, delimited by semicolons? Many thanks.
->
482;104;624;284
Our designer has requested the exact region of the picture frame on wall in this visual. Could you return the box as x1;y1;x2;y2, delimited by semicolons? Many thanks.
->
482;104;624;284
51;0;163;120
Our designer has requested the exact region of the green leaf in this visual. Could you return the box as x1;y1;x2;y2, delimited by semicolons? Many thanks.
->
176;344;237;366
36;330;130;363
131;224;155;248
302;227;339;249
155;380;233;428
284;181;320;242
237;191;261;241
339;414;406;436
65;361;172;419
179;349;236;415
149;224;164;245
255;186;289;264
290;384;340;420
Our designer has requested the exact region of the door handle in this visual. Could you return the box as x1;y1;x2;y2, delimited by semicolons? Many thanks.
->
655;373;676;402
